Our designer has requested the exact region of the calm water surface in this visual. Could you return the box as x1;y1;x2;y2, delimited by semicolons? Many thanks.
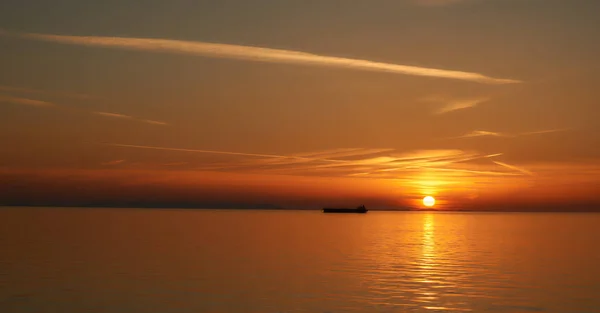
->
1;208;599;312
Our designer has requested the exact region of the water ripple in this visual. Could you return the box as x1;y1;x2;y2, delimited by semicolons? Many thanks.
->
2;209;600;312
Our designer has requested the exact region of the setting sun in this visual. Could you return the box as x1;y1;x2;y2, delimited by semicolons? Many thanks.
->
423;196;436;207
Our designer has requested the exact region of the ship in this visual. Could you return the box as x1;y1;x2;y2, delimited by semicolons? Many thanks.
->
322;205;368;214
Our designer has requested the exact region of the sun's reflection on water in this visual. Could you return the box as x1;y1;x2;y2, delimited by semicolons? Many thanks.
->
413;214;439;301
358;212;477;311
414;213;473;311
422;213;436;264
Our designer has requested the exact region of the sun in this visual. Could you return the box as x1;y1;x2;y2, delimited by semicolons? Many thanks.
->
423;196;436;207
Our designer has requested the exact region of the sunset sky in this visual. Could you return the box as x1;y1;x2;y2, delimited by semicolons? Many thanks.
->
1;0;599;210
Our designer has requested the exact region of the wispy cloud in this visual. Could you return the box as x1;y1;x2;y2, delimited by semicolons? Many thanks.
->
435;98;490;114
93;111;130;119
252;148;395;167
455;130;507;138
93;111;168;126
143;120;169;126
416;167;523;176
106;143;535;179
101;159;126;166
452;128;569;139
1;30;522;85
493;161;533;176
0;94;54;107
1;92;167;126
290;148;388;159
106;143;352;162
420;95;491;114
520;128;571;136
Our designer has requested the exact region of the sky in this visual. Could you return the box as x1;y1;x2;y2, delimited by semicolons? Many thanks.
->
1;0;599;210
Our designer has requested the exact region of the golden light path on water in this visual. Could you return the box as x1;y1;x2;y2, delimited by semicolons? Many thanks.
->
2;208;599;312
418;214;471;311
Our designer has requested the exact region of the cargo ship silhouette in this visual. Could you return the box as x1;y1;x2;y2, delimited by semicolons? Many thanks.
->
322;205;368;213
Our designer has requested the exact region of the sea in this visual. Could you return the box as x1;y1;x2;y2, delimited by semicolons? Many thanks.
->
1;207;599;313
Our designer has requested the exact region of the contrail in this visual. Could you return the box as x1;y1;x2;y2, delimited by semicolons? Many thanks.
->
101;159;126;166
452;128;570;139
105;143;525;179
93;111;131;119
520;128;571;136
493;161;534;176
1;30;522;85
0;94;54;107
93;111;169;126
105;143;349;163
433;97;491;114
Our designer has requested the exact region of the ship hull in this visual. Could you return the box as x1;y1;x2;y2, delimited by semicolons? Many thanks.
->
322;208;368;213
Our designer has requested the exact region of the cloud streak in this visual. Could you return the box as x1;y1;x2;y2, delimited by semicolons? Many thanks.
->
452;128;570;139
493;161;533;176
435;98;490;114
93;111;170;126
0;94;54;107
106;143;534;179
106;143;353;163
93;111;130;119
143;120;168;126
455;130;507;138
420;95;491;114
0;93;168;126
2;30;522;85
101;159;126;166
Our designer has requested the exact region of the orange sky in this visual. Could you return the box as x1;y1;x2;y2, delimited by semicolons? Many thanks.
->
1;1;599;210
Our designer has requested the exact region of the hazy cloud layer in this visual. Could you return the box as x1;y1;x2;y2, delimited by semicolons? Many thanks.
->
103;143;558;205
1;30;522;85
93;111;168;126
106;143;532;179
